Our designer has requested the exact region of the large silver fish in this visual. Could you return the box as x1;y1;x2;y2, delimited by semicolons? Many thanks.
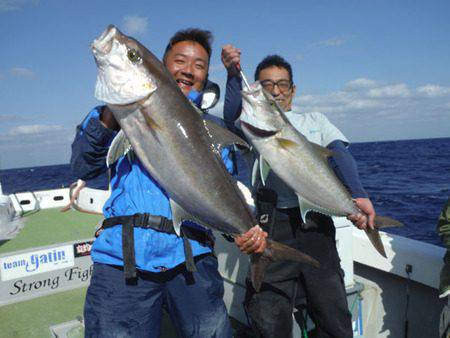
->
240;82;403;258
90;25;319;290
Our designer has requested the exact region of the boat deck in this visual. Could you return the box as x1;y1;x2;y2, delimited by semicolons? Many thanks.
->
0;208;97;337
0;286;87;337
1;205;445;337
0;208;101;254
0;208;250;338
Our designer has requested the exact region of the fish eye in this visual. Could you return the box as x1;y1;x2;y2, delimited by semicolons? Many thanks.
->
127;49;142;63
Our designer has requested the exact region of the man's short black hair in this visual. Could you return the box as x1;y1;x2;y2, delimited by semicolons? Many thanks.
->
254;55;293;83
163;28;213;61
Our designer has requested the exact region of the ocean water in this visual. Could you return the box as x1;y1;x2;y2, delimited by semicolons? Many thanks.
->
0;137;449;247
350;137;450;246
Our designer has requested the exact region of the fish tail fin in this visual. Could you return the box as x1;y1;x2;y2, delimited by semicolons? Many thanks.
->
265;239;320;265
374;215;404;228
250;239;320;292
364;215;402;259
249;254;271;292
365;229;387;258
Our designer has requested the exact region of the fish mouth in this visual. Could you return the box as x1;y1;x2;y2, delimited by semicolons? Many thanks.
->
91;25;117;56
242;83;261;98
241;121;278;138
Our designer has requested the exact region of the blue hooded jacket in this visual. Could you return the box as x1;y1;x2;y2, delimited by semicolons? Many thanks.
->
71;101;234;273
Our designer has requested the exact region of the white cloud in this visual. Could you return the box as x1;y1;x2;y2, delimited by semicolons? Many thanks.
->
294;89;384;114
7;124;64;136
0;114;22;122
122;16;148;35
9;67;35;79
0;123;73;168
344;78;378;91
0;113;49;125
367;84;410;98
0;0;37;11
293;79;450;141
296;35;352;62
416;84;450;97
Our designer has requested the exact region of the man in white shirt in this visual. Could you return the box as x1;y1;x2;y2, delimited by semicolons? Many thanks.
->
222;48;375;338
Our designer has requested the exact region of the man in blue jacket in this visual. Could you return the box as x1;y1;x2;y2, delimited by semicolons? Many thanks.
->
71;29;266;338
222;46;376;338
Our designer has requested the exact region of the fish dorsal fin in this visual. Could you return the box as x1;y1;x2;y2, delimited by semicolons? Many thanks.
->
203;120;250;150
310;142;334;161
107;130;132;167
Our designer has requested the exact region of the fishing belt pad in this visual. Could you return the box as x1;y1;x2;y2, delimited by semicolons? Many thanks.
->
255;188;278;233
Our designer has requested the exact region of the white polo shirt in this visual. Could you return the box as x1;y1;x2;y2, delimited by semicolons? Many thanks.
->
284;111;348;147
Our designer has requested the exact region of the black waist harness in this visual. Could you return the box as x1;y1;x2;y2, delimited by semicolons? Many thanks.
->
99;213;215;279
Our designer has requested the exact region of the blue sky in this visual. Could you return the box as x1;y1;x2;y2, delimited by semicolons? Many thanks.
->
1;0;449;169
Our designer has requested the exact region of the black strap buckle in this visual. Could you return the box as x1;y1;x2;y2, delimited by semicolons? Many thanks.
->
132;213;145;227
142;213;149;227
159;216;172;232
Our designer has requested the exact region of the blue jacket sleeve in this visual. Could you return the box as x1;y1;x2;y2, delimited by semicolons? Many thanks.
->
70;106;117;180
327;140;368;198
223;75;243;133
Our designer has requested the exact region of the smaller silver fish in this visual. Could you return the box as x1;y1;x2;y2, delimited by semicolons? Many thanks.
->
240;82;403;257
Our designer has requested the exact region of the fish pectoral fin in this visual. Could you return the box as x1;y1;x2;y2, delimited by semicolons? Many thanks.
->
203;120;250;150
309;142;334;160
107;130;132;167
143;113;161;131
275;137;299;150
374;215;404;228
143;80;157;94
